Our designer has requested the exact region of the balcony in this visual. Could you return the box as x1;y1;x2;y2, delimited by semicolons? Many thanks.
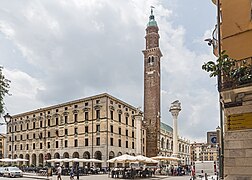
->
220;57;252;91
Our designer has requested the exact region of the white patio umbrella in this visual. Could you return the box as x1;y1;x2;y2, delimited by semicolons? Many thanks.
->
86;159;103;163
135;155;158;164
151;155;181;162
107;154;136;163
13;158;29;162
46;158;62;163
0;158;15;162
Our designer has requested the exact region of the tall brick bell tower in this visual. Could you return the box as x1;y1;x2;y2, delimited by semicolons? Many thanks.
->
143;8;162;157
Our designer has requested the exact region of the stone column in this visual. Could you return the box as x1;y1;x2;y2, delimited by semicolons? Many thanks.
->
169;100;181;157
134;108;143;155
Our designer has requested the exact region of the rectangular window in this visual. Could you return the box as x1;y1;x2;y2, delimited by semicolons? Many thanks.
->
132;142;134;149
40;143;42;149
33;143;35;149
26;123;29;130
33;134;35;139
39;132;43;139
27;134;29;140
126;141;128;148
119;127;121;135
96;125;100;132
20;135;22;140
65;129;68;135
110;111;113;120
126;116;128;125
96;110;100;119
48;131;50;138
65;140;68;147
9;145;11;151
110;138;113;146
40;121;43;128
15;145;16;151
75;127;78;135
47;142;50;148
48;119;50;127
132;119;134;127
132;131;134;138
126;129;128;136
56;141;59;148
65;116;68;124
33;122;36;129
85;138;88;146
74;114;78;122
56;117;58;125
74;139;78;147
96;137;100;146
20;124;23;131
118;139;121;147
85;126;88;133
20;144;22;150
85;112;88;120
110;125;113;133
26;144;29;150
118;114;121;123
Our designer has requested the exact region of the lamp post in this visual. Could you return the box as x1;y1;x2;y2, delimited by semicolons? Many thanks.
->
3;113;13;159
206;0;224;179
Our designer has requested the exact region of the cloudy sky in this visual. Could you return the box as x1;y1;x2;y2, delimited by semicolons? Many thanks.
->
0;0;219;142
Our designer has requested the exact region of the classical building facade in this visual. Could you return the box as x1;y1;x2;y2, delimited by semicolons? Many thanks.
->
159;122;191;165
210;0;252;179
6;93;146;167
143;8;162;158
0;134;6;159
190;142;218;163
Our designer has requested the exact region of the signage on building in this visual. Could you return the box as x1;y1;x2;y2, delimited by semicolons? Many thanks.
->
207;131;217;145
227;112;252;131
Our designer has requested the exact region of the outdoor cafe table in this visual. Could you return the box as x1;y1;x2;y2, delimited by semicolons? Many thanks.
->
110;168;153;179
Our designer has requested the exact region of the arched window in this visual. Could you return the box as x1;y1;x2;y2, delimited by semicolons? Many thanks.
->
161;138;164;149
151;56;154;62
148;57;151;63
166;140;169;149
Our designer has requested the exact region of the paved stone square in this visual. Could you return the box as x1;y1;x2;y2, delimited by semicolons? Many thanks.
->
0;174;191;180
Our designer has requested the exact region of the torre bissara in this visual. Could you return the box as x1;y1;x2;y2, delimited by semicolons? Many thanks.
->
143;9;162;158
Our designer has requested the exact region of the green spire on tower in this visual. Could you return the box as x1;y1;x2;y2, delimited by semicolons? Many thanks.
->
147;6;157;27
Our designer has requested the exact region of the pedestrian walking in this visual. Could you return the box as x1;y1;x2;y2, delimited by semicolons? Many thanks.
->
70;166;74;180
57;164;62;180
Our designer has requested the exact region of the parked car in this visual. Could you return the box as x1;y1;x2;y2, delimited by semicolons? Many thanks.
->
0;167;5;176
3;167;23;178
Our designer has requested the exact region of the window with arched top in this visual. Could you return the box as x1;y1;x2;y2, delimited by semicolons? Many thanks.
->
161;138;164;149
166;140;169;149
151;56;154;62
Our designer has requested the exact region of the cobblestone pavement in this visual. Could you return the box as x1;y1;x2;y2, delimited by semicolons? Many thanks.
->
0;174;191;180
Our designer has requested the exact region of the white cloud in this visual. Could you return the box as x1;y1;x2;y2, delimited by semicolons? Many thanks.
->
0;0;218;142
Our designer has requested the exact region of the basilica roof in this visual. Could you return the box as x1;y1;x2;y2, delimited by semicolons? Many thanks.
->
160;122;173;133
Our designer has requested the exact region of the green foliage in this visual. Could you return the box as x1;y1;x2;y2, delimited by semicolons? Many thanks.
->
0;66;11;116
202;51;252;84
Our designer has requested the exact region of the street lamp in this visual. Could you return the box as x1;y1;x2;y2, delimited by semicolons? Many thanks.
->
3;113;13;159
